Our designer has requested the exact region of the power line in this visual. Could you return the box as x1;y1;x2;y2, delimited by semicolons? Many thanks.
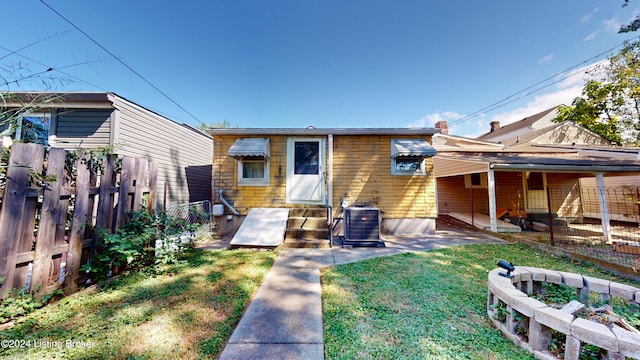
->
0;32;69;62
448;35;640;127
1;45;110;91
40;0;204;126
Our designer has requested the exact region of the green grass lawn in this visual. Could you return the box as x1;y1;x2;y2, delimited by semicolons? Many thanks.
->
0;248;278;360
321;242;640;360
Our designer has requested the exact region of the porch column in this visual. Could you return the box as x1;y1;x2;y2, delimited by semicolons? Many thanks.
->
328;134;334;210
488;168;498;232
595;173;612;242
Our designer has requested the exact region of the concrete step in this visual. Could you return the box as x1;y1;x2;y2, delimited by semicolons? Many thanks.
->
288;208;327;218
285;228;329;240
283;238;331;248
287;217;328;230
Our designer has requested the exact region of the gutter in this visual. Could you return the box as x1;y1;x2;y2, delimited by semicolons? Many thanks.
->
489;163;640;173
219;189;240;215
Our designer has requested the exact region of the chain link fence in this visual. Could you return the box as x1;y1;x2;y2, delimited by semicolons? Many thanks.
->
164;200;213;237
496;186;640;270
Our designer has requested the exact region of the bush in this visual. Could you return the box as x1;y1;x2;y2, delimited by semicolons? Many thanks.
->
85;207;197;280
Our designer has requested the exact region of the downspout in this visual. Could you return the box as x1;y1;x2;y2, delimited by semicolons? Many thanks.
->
328;134;334;246
219;189;240;215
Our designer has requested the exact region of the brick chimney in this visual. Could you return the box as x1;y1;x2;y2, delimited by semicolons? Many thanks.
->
435;120;448;134
490;121;500;132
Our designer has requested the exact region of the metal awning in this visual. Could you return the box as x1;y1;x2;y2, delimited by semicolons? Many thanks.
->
390;139;437;158
228;138;270;159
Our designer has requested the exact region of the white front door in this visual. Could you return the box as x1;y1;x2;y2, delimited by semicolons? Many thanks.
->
286;138;326;204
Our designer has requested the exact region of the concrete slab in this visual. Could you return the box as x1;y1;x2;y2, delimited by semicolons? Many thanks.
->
220;222;510;360
230;208;289;247
220;343;324;360
449;211;522;233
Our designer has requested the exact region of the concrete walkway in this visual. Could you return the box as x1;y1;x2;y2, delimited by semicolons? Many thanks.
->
217;225;507;360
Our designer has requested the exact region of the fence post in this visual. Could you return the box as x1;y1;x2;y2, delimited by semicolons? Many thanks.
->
31;148;66;295
65;151;91;295
0;143;44;297
595;173;612;243
546;186;555;246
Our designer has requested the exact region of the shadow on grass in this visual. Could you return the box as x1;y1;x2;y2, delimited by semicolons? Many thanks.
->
0;248;278;360
322;243;638;360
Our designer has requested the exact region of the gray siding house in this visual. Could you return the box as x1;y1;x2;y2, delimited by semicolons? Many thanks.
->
1;92;212;208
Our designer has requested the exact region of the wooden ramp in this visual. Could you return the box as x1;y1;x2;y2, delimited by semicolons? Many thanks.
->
230;208;290;247
449;212;522;233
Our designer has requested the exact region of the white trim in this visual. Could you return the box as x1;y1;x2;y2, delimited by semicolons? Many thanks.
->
286;137;326;205
237;157;270;186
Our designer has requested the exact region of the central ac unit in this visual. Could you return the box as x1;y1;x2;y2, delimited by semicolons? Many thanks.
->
344;207;381;241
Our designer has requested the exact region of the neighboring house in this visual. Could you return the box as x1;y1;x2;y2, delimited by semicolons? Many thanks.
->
0;92;212;209
432;111;640;236
476;106;559;144
209;128;439;241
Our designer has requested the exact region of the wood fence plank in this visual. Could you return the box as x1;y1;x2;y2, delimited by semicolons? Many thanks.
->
115;157;135;231
147;161;158;212
96;155;115;234
0;143;44;297
31;148;66;295
133;157;148;211
64;152;90;295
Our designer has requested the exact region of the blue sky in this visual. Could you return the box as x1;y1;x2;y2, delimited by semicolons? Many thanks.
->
2;1;639;137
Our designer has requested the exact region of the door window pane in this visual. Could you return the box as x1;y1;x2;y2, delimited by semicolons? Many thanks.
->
294;142;319;174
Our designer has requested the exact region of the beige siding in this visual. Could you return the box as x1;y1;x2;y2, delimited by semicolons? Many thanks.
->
437;176;488;214
580;175;640;222
110;96;212;208
545;173;582;218
433;157;488;177
53;109;112;148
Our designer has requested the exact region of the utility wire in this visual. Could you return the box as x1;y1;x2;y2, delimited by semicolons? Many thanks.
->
449;34;640;127
0;46;111;91
0;32;69;62
0;57;118;88
40;0;204;126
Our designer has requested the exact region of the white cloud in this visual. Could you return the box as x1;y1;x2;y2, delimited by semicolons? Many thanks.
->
408;111;464;128
419;61;611;138
538;54;554;64
602;18;621;32
584;31;598;41
581;7;600;23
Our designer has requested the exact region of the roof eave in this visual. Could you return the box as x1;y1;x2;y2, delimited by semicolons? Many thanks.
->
209;128;438;136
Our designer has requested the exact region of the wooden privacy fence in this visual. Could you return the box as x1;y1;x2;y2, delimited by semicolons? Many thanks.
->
0;142;157;298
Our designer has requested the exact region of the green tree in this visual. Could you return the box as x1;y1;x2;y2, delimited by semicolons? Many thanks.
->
553;40;640;145
196;118;233;133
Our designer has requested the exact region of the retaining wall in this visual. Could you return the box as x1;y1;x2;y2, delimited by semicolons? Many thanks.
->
487;266;640;359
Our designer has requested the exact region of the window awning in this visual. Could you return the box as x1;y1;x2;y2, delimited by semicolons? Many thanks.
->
228;138;270;159
390;139;437;158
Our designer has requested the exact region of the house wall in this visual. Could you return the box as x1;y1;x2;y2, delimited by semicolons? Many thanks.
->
53;109;113;148
212;133;437;234
580;175;640;223
332;135;437;219
212;134;289;212
546;173;582;219
437;171;583;220
436;176;488;214
109;96;213;209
